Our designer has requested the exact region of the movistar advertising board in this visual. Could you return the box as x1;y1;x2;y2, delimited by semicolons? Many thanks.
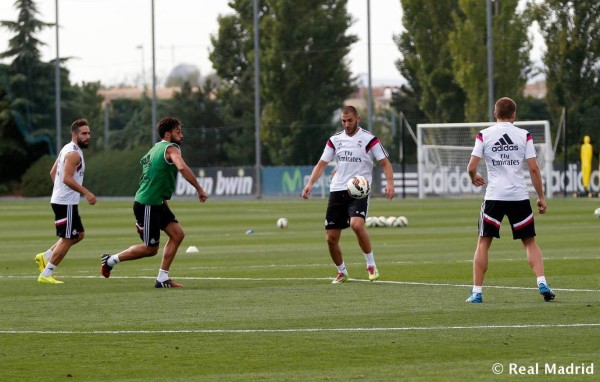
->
262;166;333;197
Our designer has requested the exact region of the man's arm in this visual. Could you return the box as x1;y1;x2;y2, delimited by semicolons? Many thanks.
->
467;155;486;186
378;157;395;200
62;152;96;205
527;157;547;214
50;158;58;182
167;146;208;202
302;160;329;199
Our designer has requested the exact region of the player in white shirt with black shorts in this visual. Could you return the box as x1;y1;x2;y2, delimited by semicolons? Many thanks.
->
466;97;555;303
302;105;395;283
35;119;96;284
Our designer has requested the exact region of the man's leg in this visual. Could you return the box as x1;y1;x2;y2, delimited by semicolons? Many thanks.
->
350;217;371;254
326;229;348;283
151;222;185;287
473;236;493;286
466;236;493;302
326;229;343;266
522;237;544;277
160;222;185;271
101;244;159;278
49;234;83;266
350;217;378;281
522;236;555;301
38;235;84;284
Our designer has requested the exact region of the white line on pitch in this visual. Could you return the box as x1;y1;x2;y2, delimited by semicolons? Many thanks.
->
1;275;598;293
1;323;599;335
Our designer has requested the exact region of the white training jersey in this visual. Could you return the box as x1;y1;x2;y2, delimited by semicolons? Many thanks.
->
51;142;85;205
320;127;389;192
471;122;537;200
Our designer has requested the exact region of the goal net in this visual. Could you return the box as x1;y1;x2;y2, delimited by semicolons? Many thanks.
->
416;121;553;198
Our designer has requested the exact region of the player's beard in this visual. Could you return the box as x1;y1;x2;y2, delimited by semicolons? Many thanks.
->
169;136;182;145
77;137;89;149
344;122;359;136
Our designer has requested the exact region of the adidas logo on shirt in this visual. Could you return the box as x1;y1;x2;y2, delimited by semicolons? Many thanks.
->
491;134;519;152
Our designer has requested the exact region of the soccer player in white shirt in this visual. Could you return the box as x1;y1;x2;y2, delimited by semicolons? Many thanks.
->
466;97;555;303
36;119;96;284
302;105;395;283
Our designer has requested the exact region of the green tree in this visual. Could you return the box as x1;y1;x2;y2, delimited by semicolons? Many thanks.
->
0;66;31;192
529;0;600;145
395;0;465;123
210;4;259;166
107;96;153;150
449;0;532;121
210;0;357;165
0;0;55;156
259;0;356;165
63;81;104;144
166;80;225;167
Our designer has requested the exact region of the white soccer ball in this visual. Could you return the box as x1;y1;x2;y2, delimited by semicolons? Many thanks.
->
595;208;600;218
276;217;288;229
365;217;376;227
397;216;408;227
392;217;404;227
385;216;397;227
347;175;371;199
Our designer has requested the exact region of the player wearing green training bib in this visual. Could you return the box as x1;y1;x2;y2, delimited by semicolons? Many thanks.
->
100;117;209;288
135;140;180;205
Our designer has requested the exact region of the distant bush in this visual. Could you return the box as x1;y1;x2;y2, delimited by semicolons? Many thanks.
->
19;148;148;197
20;155;55;197
85;147;147;197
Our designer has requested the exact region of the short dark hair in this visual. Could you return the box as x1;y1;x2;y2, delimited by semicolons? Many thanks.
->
71;119;89;133
494;97;517;120
342;105;358;116
157;117;181;139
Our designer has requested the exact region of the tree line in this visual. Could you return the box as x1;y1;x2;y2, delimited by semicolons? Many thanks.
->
0;0;598;195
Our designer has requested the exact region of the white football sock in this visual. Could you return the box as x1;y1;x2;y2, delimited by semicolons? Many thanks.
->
472;285;483;294
157;269;169;282
41;262;57;277
364;252;375;267
536;276;547;285
107;255;120;267
336;262;347;275
44;249;53;261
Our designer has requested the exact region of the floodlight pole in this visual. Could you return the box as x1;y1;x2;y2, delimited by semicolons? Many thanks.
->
151;0;157;143
136;44;146;88
54;0;61;155
486;0;494;121
366;0;373;131
253;0;262;198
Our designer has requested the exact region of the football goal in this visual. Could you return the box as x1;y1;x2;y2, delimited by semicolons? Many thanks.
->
416;121;553;198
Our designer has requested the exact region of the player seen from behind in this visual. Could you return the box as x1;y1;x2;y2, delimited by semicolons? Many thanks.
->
466;97;555;303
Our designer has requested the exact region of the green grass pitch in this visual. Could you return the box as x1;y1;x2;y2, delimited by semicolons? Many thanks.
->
0;197;598;381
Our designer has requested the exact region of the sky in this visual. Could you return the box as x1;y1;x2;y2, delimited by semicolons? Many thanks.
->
0;0;405;86
0;0;542;88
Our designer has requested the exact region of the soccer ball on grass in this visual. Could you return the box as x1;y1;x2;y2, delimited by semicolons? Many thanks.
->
396;216;409;227
347;175;370;199
276;217;288;229
594;208;600;218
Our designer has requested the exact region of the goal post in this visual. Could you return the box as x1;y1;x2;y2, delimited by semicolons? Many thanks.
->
417;121;553;198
